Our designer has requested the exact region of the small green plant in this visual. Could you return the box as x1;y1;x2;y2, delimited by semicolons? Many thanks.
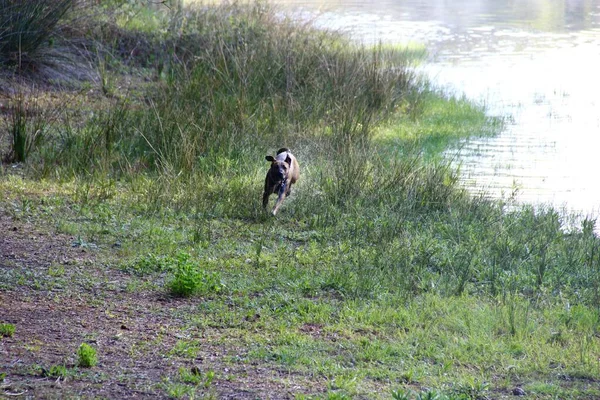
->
391;389;413;400
203;370;215;389
169;339;201;358
0;323;15;337
179;367;203;385
164;382;195;399
179;367;215;388
124;253;171;276
77;343;98;368
391;389;468;400
43;364;68;379
451;378;489;399
166;252;223;297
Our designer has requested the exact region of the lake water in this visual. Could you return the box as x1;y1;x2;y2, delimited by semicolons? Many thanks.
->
274;0;600;221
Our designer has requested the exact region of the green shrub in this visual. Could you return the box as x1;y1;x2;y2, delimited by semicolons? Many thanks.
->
77;343;97;368
167;252;223;297
0;323;15;337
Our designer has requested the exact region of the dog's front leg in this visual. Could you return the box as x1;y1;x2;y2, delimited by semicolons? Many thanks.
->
263;176;273;209
271;182;287;216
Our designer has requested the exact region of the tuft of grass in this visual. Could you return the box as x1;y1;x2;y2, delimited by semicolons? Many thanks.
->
0;0;84;85
0;323;16;337
162;368;216;399
169;339;201;359
5;92;48;163
123;253;173;276
167;252;223;297
42;364;68;379
76;343;97;368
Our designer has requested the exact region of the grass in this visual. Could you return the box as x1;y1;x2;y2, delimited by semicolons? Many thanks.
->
76;343;97;368
166;252;224;297
1;1;599;399
0;323;15;337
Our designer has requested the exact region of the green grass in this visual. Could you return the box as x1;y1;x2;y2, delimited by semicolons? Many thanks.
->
77;343;97;368
1;1;600;398
163;252;223;297
0;0;74;70
0;323;16;337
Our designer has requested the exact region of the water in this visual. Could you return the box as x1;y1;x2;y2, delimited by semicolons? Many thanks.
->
274;0;600;221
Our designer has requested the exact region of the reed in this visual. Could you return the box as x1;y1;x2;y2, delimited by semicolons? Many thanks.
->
0;0;80;82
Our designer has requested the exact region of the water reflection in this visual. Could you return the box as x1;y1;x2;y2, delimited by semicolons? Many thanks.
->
276;0;600;32
274;0;600;220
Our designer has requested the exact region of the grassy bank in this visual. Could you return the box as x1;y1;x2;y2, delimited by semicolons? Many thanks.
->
1;1;599;399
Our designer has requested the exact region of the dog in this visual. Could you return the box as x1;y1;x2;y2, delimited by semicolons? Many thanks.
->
262;148;300;215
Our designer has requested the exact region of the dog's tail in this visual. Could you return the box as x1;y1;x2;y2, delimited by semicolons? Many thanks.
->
276;148;290;155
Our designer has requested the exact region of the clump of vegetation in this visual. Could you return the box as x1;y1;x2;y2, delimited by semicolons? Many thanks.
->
76;343;97;368
0;0;90;163
42;364;68;379
124;253;173;276
167;253;223;297
0;323;15;337
391;388;470;400
0;0;82;82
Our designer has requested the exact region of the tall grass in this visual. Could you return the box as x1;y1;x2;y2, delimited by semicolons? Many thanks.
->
8;1;600;308
34;2;427;209
0;0;93;162
0;0;76;77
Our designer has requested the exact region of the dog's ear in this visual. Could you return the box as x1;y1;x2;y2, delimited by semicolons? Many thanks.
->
265;155;275;162
285;155;292;165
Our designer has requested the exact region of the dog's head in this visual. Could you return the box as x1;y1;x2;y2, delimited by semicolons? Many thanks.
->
265;154;292;183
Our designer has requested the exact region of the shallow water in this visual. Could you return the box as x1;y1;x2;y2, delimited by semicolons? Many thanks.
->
274;0;600;221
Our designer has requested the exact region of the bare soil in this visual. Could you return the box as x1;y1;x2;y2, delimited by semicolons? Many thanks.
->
0;213;318;399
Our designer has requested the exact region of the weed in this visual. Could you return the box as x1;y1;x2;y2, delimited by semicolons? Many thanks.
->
0;323;16;337
179;366;203;385
42;364;68;379
163;381;195;399
4;92;46;163
169;339;200;359
167;252;223;297
77;343;97;368
162;368;216;399
123;253;171;276
451;378;489;399
392;389;469;400
48;263;65;277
